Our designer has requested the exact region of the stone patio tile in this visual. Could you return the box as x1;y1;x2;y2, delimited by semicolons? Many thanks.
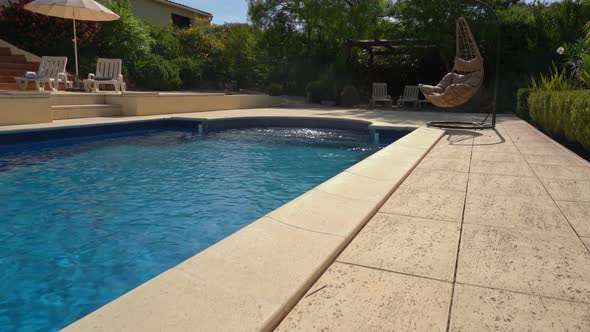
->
438;130;475;146
524;152;587;166
449;284;590;332
338;213;460;281
556;201;590;237
541;179;590;202
398;168;468;192
582;237;590;251
468;173;549;199
457;224;590;303
514;142;569;155
464;194;574;234
471;143;520;154
471;151;525;163
531;164;590;180
427;146;472;159
417;156;470;172
470;159;535;177
275;262;452;332
380;186;465;223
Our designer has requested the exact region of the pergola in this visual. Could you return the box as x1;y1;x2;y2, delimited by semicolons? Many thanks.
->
346;39;432;66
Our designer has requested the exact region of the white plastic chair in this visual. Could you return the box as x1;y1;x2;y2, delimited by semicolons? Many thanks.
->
397;85;421;107
83;58;126;93
15;56;71;92
370;83;392;108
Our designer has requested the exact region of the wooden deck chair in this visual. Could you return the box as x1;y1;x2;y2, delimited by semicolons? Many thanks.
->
370;83;392;107
83;58;126;93
15;56;70;92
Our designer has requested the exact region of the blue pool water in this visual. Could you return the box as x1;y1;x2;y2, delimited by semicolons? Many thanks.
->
0;126;381;331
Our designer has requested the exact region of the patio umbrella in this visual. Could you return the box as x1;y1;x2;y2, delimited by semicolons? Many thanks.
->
24;0;120;80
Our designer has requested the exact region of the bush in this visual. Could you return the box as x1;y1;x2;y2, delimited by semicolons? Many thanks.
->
306;80;337;103
173;58;202;89
516;88;530;119
134;55;181;91
340;85;360;107
267;83;282;96
528;90;590;151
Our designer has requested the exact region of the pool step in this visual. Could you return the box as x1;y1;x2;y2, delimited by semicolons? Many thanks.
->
52;104;122;120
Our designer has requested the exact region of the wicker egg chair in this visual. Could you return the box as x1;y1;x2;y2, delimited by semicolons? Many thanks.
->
419;17;484;108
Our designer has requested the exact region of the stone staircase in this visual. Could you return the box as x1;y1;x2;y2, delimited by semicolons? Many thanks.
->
0;46;72;91
50;93;122;120
0;47;39;90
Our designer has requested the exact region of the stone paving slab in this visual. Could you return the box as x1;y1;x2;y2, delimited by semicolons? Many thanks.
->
417;156;470;173
380;186;466;223
338;213;460;281
469;159;535;177
556;201;590;237
531;164;590;180
449;284;590;331
396;168;468;192
541;179;590;202
457;223;590;303
275;262;452;332
464;194;573;234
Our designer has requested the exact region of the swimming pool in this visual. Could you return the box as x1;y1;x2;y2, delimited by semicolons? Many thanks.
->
0;122;392;331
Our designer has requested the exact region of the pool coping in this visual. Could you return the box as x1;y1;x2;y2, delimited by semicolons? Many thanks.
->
28;117;444;331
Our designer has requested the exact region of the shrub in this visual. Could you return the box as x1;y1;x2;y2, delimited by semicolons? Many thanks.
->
340;85;360;107
528;90;590;151
134;55;181;91
306;80;324;103
173;57;202;89
516;88;530;119
267;83;282;96
305;80;337;103
150;25;182;60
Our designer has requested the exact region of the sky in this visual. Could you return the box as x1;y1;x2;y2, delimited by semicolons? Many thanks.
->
176;0;250;24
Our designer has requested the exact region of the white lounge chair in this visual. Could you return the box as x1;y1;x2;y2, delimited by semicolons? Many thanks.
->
397;85;425;107
370;83;392;108
15;56;71;92
83;58;126;93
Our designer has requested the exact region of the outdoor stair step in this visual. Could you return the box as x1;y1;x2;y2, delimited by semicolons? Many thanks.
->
0;76;15;83
0;68;30;76
0;54;27;63
0;62;39;70
0;82;68;91
51;104;122;120
0;48;12;56
51;104;121;110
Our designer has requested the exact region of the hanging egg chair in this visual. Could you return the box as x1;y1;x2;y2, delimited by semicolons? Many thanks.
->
419;17;484;108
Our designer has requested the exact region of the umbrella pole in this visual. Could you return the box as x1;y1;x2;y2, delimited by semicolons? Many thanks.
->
72;17;79;81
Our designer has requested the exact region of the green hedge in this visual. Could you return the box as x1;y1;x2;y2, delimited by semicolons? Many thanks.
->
516;88;530;120
528;90;590;151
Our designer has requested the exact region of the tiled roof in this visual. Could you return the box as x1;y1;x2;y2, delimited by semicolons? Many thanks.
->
155;0;213;17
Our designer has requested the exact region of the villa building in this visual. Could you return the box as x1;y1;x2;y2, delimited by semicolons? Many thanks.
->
0;0;213;28
129;0;212;28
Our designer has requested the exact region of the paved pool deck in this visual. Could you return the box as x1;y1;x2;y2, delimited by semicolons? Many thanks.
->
276;117;590;331
2;106;589;331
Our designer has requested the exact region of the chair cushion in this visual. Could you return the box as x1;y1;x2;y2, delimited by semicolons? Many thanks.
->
24;73;47;79
94;76;114;81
